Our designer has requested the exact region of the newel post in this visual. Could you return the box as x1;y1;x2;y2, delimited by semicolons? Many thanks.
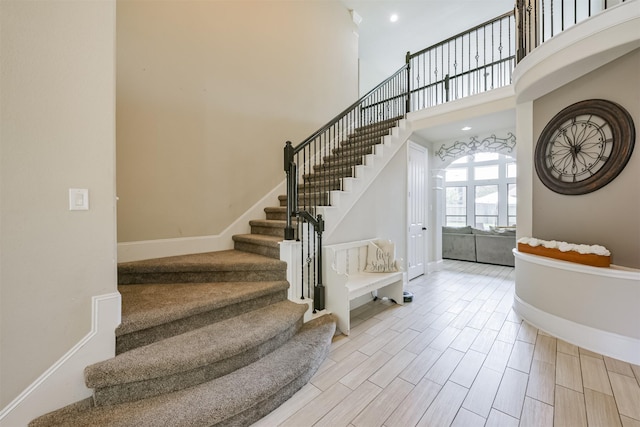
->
405;51;411;114
314;214;325;312
283;141;296;241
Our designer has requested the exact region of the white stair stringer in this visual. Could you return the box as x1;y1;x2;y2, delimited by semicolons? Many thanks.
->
316;118;412;241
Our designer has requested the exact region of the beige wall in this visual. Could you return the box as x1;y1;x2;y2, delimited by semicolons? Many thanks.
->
532;49;640;268
0;0;117;408
117;0;359;242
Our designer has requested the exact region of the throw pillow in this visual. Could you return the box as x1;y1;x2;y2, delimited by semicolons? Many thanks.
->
364;240;398;273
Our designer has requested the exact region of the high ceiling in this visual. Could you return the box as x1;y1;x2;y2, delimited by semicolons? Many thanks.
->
343;0;514;93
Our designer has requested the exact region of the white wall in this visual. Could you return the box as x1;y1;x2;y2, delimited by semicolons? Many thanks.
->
0;0;117;416
327;145;408;264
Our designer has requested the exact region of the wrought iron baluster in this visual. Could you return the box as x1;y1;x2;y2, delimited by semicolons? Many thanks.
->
551;0;554;39
446;42;450;102
541;0;545;43
312;219;316;305
440;44;444;104
487;23;491;91
475;28;479;94
308;240;312;300
468;30;471;97
452;38;457;100
533;0;537;49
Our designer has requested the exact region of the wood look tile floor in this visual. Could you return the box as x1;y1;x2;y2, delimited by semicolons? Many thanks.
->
252;260;640;427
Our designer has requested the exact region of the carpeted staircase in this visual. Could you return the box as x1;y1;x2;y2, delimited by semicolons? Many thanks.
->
235;115;403;258
29;118;400;427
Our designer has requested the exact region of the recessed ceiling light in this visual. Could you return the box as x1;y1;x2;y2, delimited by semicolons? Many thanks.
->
461;126;472;131
390;14;399;23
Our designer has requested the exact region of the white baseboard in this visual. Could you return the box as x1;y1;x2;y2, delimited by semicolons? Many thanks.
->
0;292;121;427
117;181;286;262
513;294;640;365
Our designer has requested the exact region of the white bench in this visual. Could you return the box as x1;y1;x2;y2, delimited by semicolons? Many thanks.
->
323;239;404;335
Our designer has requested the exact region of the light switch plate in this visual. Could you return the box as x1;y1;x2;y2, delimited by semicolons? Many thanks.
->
69;188;89;211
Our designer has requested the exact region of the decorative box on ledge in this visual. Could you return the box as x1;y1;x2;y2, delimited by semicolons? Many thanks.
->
517;238;611;267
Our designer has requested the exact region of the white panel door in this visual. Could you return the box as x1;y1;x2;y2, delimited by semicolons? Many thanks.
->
408;143;427;280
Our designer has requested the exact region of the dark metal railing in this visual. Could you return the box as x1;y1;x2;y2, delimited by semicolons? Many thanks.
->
283;67;409;311
516;0;627;61
407;11;516;110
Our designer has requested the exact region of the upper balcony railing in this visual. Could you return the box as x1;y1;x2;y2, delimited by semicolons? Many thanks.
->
516;0;629;61
407;11;516;111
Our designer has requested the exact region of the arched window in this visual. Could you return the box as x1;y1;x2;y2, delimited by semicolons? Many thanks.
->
444;153;516;229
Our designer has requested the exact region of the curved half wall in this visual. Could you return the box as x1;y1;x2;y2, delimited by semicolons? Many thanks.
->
514;1;640;103
514;250;640;364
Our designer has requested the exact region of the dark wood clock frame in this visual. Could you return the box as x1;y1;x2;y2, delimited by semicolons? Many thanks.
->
534;99;635;195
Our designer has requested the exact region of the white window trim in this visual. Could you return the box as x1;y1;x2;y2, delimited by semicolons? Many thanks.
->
444;153;516;228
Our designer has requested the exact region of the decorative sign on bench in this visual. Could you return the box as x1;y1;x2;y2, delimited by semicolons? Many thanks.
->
323;239;405;335
517;237;611;267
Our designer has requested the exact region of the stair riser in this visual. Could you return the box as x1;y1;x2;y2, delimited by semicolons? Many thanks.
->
333;143;378;156
323;149;372;163
234;240;281;259
118;268;286;285
96;317;303;406
298;183;341;193
343;134;386;145
264;208;287;221
249;225;285;238
265;211;287;221
339;138;382;152
351;126;392;137
313;161;361;172
354;117;400;133
279;196;330;207
303;170;353;182
115;290;288;353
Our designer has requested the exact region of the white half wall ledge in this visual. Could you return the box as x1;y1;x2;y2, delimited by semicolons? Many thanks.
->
513;250;640;365
117;180;286;263
407;85;515;131
0;292;121;427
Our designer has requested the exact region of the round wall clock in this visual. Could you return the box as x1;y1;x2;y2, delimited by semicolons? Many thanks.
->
534;99;635;195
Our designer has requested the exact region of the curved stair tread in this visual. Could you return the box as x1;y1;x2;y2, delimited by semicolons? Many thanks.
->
30;315;337;427
87;300;307;388
264;206;286;213
117;280;289;336
118;249;286;274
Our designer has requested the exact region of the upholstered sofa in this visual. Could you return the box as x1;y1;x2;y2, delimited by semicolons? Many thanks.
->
442;226;516;266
